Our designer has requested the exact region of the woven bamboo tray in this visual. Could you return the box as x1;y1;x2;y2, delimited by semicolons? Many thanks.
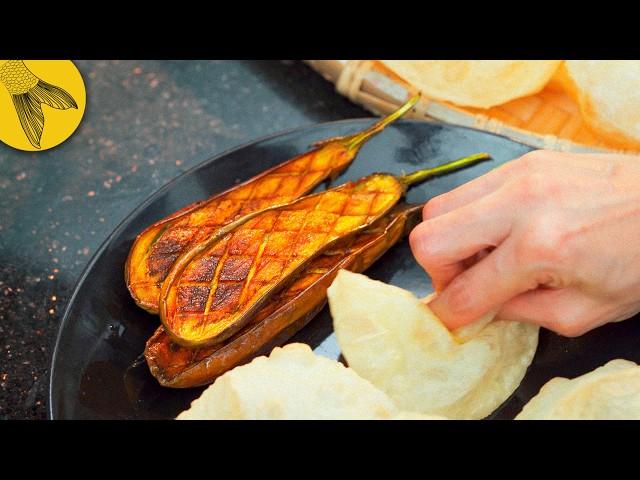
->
306;60;639;154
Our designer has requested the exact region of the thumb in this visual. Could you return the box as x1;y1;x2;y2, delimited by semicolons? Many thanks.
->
428;237;536;330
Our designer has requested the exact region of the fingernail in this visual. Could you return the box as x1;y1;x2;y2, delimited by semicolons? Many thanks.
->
427;295;449;325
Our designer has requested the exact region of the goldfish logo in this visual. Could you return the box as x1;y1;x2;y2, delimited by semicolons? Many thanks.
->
0;60;86;151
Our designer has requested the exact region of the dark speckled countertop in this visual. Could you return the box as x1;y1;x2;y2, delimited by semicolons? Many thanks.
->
0;60;365;419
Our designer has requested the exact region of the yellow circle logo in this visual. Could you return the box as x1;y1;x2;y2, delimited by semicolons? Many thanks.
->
0;60;86;151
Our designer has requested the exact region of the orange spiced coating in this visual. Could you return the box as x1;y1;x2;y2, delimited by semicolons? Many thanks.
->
125;96;420;313
125;142;356;313
160;173;405;347
146;204;421;387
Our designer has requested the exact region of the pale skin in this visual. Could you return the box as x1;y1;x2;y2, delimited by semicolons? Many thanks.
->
409;150;640;337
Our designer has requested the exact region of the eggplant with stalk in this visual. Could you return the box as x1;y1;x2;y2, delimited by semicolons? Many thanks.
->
125;95;420;313
160;153;491;348
146;203;422;387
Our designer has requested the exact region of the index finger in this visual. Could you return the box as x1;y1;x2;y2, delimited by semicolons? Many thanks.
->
410;189;514;291
422;160;516;220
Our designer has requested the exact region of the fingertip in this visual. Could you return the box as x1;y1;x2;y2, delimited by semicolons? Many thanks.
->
422;197;440;220
422;193;456;221
428;292;472;330
408;222;431;266
428;263;506;331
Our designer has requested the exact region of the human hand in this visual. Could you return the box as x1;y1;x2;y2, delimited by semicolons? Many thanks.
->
409;150;640;336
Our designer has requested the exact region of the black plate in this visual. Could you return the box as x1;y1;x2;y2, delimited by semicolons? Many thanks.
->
49;119;640;419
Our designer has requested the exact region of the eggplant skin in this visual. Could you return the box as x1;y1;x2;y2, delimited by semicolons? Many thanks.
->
125;142;358;314
126;97;422;314
160;173;406;348
145;204;421;388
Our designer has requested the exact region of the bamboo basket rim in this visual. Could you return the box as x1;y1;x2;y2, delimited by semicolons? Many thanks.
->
306;60;638;155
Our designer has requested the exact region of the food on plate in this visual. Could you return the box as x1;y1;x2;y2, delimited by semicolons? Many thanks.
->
160;154;489;348
564;60;640;148
146;204;422;387
380;60;561;109
125;95;420;314
328;270;539;419
176;343;446;419
516;359;640;420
